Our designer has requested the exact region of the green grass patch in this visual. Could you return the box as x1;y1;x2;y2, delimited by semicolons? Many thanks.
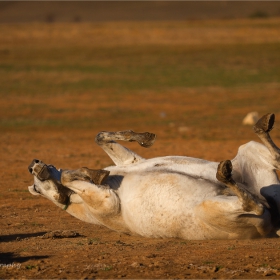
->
0;43;279;96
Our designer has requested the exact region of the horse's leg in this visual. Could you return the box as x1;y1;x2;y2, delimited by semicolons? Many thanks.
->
61;168;120;216
231;113;280;192
253;113;280;168
216;160;265;215
95;130;156;166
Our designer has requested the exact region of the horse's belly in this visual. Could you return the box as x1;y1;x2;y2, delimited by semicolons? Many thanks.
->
118;171;219;239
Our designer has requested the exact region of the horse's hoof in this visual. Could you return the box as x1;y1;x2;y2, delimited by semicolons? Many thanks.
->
216;160;232;183
253;113;275;133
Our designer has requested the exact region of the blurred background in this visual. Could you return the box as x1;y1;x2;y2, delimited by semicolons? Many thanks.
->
1;1;280;169
1;1;280;22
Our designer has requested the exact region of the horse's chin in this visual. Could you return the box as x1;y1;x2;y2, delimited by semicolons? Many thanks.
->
28;184;41;196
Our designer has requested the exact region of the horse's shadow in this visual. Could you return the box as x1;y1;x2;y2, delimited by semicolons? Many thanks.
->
1;232;49;263
0;252;48;263
0;231;47;242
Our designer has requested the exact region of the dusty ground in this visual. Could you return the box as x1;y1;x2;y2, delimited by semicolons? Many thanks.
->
1;19;280;279
2;129;280;279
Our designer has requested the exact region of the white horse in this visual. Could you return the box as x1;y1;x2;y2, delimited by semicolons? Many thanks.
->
28;113;280;240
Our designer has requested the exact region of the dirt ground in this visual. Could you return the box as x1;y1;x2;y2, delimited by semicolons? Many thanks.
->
1;18;280;279
2;113;280;279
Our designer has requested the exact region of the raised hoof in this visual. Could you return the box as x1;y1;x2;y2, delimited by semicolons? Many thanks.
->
253;113;275;133
135;132;156;148
216;160;232;183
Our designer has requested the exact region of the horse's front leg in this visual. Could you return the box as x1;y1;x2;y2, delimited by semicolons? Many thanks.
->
61;168;120;216
95;130;156;166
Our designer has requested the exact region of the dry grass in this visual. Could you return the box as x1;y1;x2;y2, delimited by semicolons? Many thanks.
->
1;19;280;47
0;18;280;143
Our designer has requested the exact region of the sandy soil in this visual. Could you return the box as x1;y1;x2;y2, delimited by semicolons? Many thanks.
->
2;125;280;279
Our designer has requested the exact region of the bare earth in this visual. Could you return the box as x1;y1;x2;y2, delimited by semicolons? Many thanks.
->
2;114;280;279
1;18;280;279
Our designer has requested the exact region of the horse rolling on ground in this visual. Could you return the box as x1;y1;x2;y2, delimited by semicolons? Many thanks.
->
28;113;280;240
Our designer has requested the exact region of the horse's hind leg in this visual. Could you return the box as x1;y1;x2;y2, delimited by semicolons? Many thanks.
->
95;130;156;166
216;160;264;215
253;113;280;168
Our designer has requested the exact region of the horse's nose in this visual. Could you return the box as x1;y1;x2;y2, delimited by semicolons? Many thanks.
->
28;159;40;174
28;159;51;181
